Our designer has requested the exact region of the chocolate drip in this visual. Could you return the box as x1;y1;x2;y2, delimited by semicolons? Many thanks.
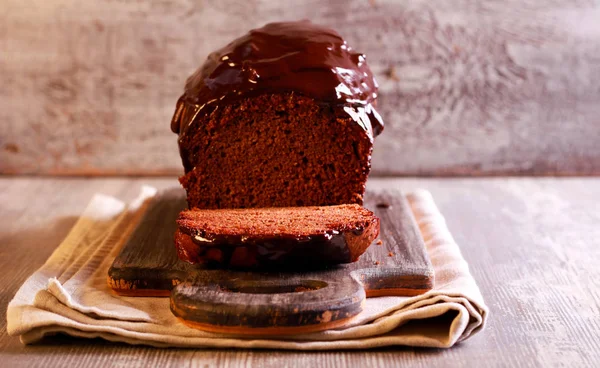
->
170;20;384;142
176;229;354;268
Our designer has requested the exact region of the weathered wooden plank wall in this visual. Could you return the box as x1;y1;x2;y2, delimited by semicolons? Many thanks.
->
1;0;599;176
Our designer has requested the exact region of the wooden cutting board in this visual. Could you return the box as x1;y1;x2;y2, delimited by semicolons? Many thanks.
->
108;188;434;335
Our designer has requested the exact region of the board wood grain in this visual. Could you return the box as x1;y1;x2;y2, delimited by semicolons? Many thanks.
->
2;0;600;176
108;188;433;333
3;177;600;366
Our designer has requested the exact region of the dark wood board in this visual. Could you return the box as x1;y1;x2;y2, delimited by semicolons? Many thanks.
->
108;188;433;334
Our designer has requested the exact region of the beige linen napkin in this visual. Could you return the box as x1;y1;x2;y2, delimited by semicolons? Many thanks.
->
7;186;488;349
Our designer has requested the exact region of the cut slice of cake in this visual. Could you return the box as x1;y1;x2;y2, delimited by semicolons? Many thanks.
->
175;204;380;268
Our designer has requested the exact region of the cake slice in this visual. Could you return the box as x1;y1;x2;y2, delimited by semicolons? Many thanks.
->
175;204;380;268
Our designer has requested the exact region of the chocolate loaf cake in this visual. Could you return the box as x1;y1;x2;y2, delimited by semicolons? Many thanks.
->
175;204;380;268
170;20;384;209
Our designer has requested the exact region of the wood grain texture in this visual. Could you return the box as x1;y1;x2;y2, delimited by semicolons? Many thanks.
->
2;177;600;367
171;274;364;333
108;188;433;333
1;1;600;176
108;189;189;292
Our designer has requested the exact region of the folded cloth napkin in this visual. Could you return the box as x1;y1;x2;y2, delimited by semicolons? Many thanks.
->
7;186;488;349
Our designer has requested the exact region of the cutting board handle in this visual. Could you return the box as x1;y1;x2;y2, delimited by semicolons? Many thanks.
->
170;271;365;335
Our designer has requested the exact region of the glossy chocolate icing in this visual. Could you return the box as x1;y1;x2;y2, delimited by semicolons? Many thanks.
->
170;20;384;150
176;228;359;268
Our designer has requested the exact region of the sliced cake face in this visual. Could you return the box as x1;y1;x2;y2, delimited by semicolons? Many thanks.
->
175;204;380;268
178;93;373;209
171;21;384;209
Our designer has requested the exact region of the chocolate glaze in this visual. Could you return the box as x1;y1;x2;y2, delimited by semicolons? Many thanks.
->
175;225;372;268
170;20;384;154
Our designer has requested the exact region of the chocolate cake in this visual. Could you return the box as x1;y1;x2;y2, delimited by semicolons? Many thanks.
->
175;204;380;268
170;20;384;209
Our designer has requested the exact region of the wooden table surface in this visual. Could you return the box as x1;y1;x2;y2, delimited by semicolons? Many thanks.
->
1;177;599;367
